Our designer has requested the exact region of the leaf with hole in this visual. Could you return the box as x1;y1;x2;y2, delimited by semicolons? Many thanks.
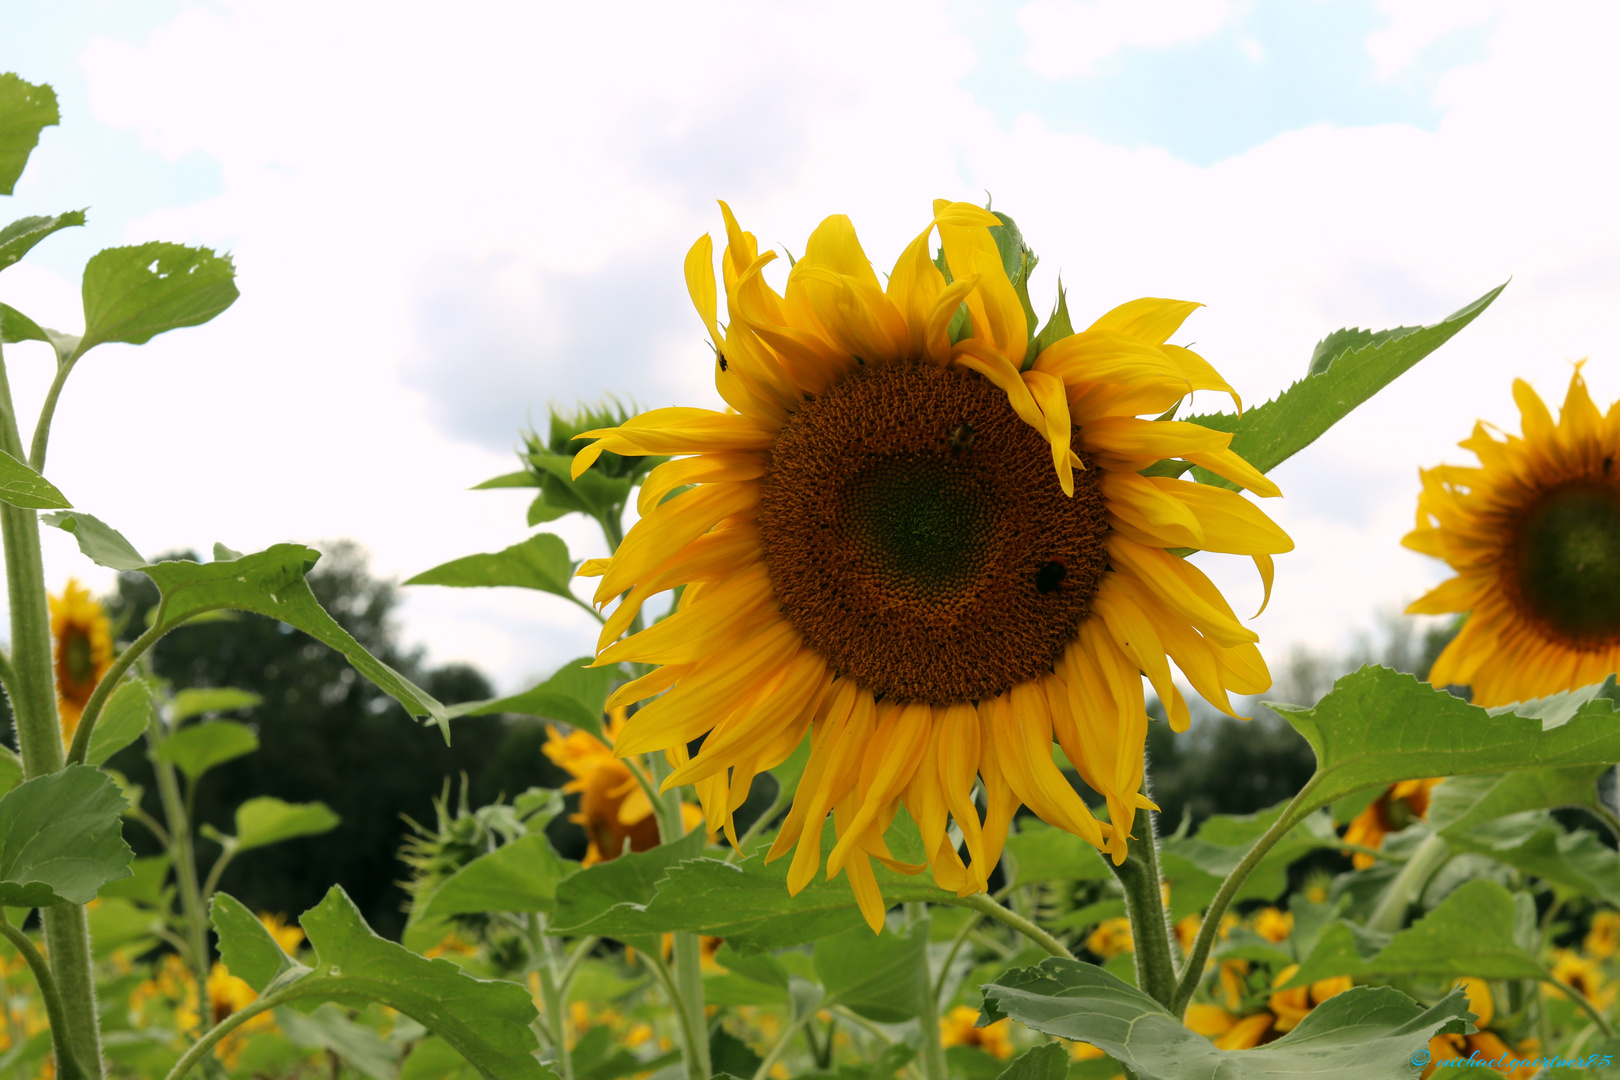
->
0;75;58;195
79;241;239;352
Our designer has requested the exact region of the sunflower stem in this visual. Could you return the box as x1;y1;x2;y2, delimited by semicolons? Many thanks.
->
528;912;573;1080
906;903;947;1080
946;893;1071;959
1169;774;1323;1018
648;753;711;1080
0;912;88;1080
1107;807;1177;1010
147;703;214;1015
1366;831;1449;935
0;343;104;1077
65;618;168;766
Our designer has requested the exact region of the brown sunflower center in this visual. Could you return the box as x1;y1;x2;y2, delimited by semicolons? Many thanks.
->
1510;481;1620;648
758;360;1109;703
63;629;94;686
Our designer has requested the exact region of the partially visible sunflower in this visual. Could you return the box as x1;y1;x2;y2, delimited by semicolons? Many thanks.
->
1423;978;1537;1079
49;579;112;743
939;1005;1014;1060
543;710;702;865
1406;367;1620;706
258;912;304;954
1587;910;1620;959
574;201;1291;929
1185;964;1351;1049
1341;778;1443;869
1251;907;1293;944
1546;949;1617;1011
1086;917;1135;959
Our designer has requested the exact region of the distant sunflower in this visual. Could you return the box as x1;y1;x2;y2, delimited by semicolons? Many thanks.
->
543;710;702;865
1341;777;1442;869
1406;367;1620;705
574;201;1291;929
49;578;113;743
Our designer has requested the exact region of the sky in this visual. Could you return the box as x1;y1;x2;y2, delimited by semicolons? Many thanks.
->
0;0;1616;697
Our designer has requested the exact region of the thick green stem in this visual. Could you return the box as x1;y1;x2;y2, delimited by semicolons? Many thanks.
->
945;893;1072;959
1170;775;1322;1017
65;619;166;766
1108;808;1177;1009
0;914;87;1080
148;712;212;1003
0;345;102;1076
648;754;711;1080
1366;832;1450;934
907;904;946;1080
529;913;573;1080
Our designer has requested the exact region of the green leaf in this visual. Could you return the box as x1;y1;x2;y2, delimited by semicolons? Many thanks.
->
399;1037;480;1080
172;686;262;722
551;819;953;951
981;957;1468;1080
993;1043;1067;1080
155;719;258;781
1427;766;1610;835
228;796;341;854
79;242;239;352
0;449;68;510
86;895;163;957
550;827;708;935
1161;804;1339;905
0;303;78;364
708;1028;764;1080
407;533;577;602
1166;284;1505;484
814;920;929;1023
0;211;83;272
140;545;446;730
0;765;133;906
1002;820;1110;885
420;834;575;918
217;886;549;1078
470;470;539;490
40;510;145;571
1447;813;1620;904
85;678;153;767
98;855;168;906
212;892;304;993
0;75;58;195
1273;668;1620;822
1287;878;1542;986
276;1004;398;1080
446;656;619;738
527;495;569;526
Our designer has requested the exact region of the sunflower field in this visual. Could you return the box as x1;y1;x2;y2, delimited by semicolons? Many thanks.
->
4;64;1620;1080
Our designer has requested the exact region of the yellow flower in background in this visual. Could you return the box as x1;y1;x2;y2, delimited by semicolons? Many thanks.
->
574;201;1291;929
1266;965;1352;1033
257;912;304;954
136;956;272;1064
1087;917;1135;959
1586;911;1620;959
939;1005;1014;1060
1252;908;1293;944
49;578;112;743
543;710;702;865
1424;978;1537;1079
1406;367;1620;706
1342;778;1442;869
1547;949;1618;1010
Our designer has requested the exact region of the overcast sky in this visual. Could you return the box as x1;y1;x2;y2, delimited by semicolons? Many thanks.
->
1;0;1616;695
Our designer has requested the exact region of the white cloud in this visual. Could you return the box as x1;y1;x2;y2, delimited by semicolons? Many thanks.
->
1017;0;1235;78
4;0;1614;693
1367;0;1504;79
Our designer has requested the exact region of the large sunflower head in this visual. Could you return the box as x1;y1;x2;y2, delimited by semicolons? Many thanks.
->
1405;367;1620;706
574;201;1292;930
49;578;113;744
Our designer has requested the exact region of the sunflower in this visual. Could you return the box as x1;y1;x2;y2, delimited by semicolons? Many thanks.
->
1086;917;1135;959
1406;367;1620;706
1423;978;1537;1079
49;578;113;743
543;710;703;865
1586;910;1620;959
574;201;1291;929
939;1005;1014;1060
1341;777;1443;869
1184;964;1351;1050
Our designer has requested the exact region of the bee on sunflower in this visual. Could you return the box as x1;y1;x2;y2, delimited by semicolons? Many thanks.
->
1406;366;1620;705
573;201;1292;930
49;578;113;744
